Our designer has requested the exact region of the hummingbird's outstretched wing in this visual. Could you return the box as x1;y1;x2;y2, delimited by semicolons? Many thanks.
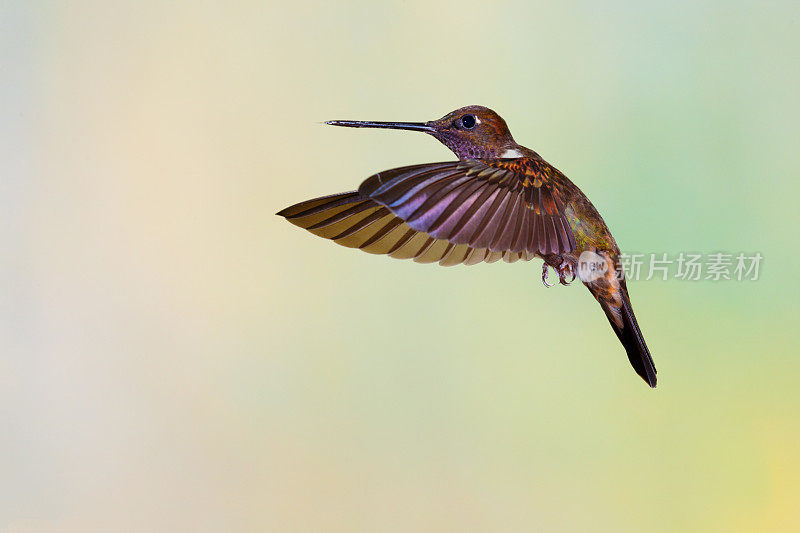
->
359;159;576;255
277;191;527;266
277;159;577;266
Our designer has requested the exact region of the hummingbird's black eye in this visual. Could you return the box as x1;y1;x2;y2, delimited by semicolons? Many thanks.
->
461;114;476;129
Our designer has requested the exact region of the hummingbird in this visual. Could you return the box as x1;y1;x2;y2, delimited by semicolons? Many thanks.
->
277;106;657;387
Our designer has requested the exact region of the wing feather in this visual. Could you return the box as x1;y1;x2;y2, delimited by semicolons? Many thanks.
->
360;160;575;256
278;158;577;266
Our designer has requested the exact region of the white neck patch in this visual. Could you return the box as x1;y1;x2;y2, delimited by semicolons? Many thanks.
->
500;148;523;158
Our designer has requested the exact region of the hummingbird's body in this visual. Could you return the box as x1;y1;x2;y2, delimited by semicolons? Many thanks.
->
278;106;657;387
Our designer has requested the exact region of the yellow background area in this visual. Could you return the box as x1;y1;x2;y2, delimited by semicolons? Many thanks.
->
2;1;799;531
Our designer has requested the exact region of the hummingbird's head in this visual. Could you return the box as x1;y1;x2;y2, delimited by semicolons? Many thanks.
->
325;105;522;161
425;105;519;160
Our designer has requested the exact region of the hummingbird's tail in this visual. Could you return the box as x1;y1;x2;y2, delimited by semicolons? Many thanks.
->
585;274;657;388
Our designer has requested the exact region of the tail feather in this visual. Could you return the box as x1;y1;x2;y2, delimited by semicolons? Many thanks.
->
607;286;657;387
584;247;657;388
587;274;657;387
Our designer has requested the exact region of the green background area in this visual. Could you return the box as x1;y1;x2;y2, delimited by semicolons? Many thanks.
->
2;1;799;531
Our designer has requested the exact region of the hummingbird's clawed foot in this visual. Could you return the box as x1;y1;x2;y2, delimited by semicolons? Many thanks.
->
541;257;576;287
557;261;576;286
541;263;555;288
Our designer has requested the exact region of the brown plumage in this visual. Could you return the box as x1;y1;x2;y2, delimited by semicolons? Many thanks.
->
277;105;657;387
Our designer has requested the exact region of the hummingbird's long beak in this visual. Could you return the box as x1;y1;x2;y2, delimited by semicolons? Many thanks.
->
325;120;434;132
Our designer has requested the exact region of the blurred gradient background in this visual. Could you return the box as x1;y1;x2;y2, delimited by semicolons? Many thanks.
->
2;1;799;531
